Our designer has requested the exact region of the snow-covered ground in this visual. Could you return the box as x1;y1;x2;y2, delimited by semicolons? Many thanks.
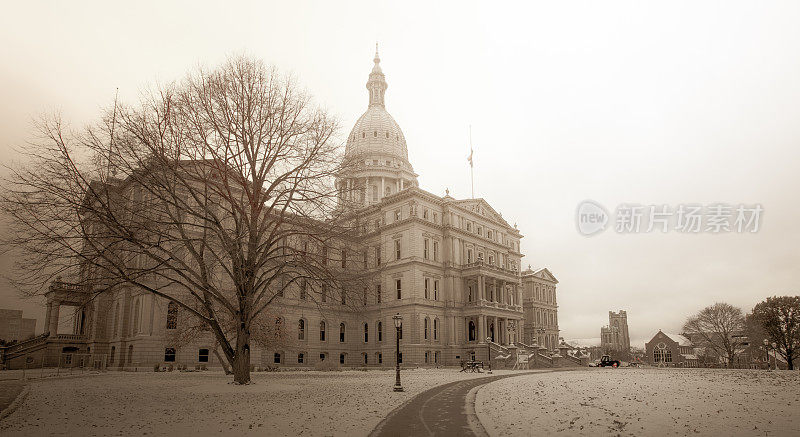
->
476;368;800;436
0;368;520;436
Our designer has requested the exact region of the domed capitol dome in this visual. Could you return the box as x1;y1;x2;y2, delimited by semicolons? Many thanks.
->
338;46;418;209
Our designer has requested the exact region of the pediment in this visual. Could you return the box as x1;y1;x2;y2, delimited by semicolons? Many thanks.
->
453;198;511;228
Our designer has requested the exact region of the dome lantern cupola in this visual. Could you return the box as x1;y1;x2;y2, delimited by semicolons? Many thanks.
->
367;43;387;108
337;47;418;211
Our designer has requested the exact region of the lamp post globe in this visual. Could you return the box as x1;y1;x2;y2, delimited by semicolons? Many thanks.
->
393;313;403;392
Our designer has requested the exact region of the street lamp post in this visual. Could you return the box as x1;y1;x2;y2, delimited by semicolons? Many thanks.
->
763;339;771;371
393;313;404;392
772;342;778;371
486;336;493;374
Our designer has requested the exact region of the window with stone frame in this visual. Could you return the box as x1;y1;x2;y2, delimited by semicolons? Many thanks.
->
298;353;304;364
433;241;438;261
198;348;209;363
377;321;383;342
424;278;430;299
298;319;305;340
320;321;326;341
423;238;429;259
164;348;176;362
424;318;429;339
376;245;381;265
363;323;369;342
339;323;346;342
274;352;282;364
394;239;401;260
396;279;402;299
433;319;438;340
434;280;439;301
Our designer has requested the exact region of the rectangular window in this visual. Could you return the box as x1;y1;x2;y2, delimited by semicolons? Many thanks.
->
396;279;402;299
298;353;304;364
434;280;439;300
274;353;281;364
467;249;473;264
395;239;401;260
433;241;438;261
376;245;381;265
424;238;429;259
394;209;401;221
433;212;438;223
378;353;382;364
164;348;176;362
198;348;209;363
424;278;430;299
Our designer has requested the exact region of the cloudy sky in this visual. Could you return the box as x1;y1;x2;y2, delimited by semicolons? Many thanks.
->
1;1;799;346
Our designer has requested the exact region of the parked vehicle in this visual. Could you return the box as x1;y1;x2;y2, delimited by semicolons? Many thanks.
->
598;355;621;368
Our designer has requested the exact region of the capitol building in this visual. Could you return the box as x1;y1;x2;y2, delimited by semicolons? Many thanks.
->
4;49;560;370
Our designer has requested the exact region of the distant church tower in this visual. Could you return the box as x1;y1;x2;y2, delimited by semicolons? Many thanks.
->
601;310;630;352
336;45;418;210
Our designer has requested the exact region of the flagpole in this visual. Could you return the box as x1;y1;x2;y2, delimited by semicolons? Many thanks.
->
469;125;474;199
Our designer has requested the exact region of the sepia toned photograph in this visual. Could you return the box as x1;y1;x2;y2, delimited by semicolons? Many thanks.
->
0;2;799;436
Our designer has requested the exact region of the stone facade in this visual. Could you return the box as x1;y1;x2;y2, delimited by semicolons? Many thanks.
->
28;48;559;370
520;267;559;350
600;310;630;352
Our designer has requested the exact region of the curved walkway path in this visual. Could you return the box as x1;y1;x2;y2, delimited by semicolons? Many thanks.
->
369;368;578;437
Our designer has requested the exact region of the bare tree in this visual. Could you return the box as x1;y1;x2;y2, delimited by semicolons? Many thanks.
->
751;296;800;370
682;302;746;368
1;56;372;384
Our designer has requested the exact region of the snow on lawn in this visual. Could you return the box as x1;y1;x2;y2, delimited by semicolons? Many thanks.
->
476;368;800;436
0;368;521;436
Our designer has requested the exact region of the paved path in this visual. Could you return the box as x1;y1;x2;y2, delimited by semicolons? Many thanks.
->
370;370;566;437
0;380;26;415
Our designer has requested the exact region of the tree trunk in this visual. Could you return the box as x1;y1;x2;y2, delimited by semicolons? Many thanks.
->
232;324;251;384
787;353;793;371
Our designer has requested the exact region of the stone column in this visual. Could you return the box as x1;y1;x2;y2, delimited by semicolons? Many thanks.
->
48;301;60;337
380;177;385;201
493;316;498;343
478;275;484;301
478;315;485;342
44;302;53;336
400;178;404;190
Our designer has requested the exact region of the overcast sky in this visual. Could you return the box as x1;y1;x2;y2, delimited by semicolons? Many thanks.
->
1;1;799;346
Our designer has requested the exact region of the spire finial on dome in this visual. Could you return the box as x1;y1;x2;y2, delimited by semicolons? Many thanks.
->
367;44;387;107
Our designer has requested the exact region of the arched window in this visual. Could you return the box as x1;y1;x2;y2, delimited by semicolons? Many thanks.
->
468;321;476;341
320;321;326;341
364;323;369;342
377;321;383;342
298;319;305;340
339;323;346;342
433;319;439;340
166;301;178;330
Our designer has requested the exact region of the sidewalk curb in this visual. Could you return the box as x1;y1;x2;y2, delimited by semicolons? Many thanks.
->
0;384;30;422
